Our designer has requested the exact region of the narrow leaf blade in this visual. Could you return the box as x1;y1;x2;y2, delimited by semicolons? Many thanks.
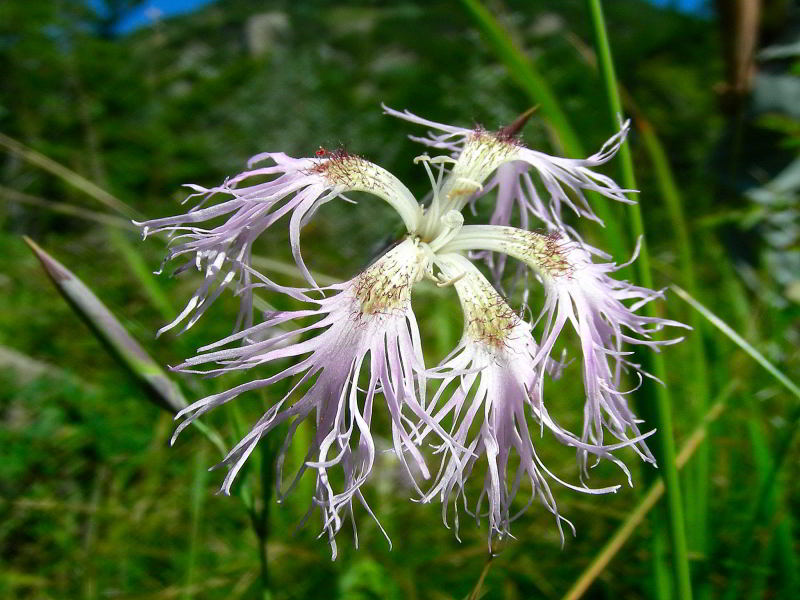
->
672;284;800;400
24;235;186;413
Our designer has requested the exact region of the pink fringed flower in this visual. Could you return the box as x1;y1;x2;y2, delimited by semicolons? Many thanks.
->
138;106;686;554
382;105;634;228
443;226;689;474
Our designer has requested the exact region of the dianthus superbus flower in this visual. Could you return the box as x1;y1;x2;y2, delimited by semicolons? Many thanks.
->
138;106;686;555
382;105;634;229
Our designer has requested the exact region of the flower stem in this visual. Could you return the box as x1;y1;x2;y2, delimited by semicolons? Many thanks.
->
584;1;693;599
257;523;269;599
467;552;495;600
258;440;274;600
638;123;712;584
247;499;270;600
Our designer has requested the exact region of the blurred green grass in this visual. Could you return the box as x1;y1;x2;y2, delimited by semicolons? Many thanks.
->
1;1;798;599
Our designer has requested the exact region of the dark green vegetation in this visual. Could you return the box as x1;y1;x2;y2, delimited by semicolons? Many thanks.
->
1;1;798;599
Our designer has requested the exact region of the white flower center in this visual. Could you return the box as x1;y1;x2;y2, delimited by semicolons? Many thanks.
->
312;152;422;234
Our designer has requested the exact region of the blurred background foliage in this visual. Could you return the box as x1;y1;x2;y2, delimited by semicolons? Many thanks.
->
1;0;798;599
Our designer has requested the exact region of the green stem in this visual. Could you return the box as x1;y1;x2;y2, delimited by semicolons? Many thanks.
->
564;27;715;587
467;553;494;600
651;513;673;600
585;1;693;598
183;445;208;600
254;509;269;600
638;122;713;591
257;437;275;600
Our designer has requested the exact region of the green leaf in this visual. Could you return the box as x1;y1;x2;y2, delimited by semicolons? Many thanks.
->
24;236;229;456
24;235;185;413
671;285;800;400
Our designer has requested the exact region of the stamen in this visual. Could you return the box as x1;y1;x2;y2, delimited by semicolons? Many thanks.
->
436;271;466;287
414;154;444;232
428;210;464;252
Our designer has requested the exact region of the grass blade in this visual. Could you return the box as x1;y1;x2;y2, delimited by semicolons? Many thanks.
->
585;1;693;597
0;185;136;230
671;285;800;400
0;132;137;218
23;235;226;455
183;445;209;600
24;235;185;412
459;0;577;154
